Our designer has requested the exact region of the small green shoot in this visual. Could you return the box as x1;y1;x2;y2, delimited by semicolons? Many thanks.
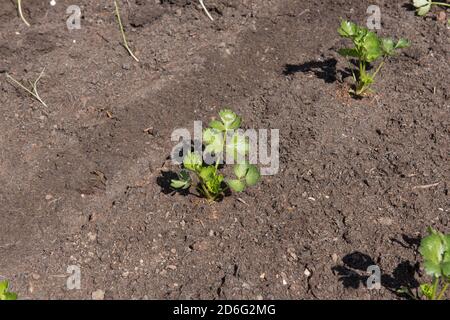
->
170;109;261;202
337;20;410;96
413;0;450;16
6;68;49;109
199;0;214;21
0;280;18;300
114;0;139;62
399;227;450;300
17;0;30;27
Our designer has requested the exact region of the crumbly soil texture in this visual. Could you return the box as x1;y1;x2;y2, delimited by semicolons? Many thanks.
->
0;0;449;300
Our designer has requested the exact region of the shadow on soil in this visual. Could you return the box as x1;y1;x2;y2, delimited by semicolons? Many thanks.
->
332;250;420;299
283;58;358;84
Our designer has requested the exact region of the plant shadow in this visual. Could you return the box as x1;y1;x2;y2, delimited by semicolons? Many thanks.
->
283;59;338;83
332;251;420;299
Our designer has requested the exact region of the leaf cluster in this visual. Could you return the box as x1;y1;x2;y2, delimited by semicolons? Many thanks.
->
0;281;17;300
171;109;260;201
337;20;409;95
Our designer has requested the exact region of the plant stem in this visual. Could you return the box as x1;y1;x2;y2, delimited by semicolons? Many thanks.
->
431;276;439;300
17;0;30;27
431;2;450;7
371;60;385;81
436;282;449;300
114;0;139;62
6;68;49;109
199;0;214;21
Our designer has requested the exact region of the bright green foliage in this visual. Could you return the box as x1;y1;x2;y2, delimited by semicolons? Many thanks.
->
0;280;18;300
417;228;450;300
170;109;260;201
337;20;410;96
413;0;450;16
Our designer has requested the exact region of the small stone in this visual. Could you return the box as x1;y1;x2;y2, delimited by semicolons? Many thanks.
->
92;289;105;300
45;194;53;200
87;232;97;242
122;63;131;70
304;268;311;277
31;273;40;280
378;217;393;226
167;265;177;270
331;253;338;263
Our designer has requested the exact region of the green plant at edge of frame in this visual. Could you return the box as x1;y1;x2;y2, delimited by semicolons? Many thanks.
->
413;0;450;16
114;0;139;62
337;20;410;96
0;280;18;300
398;227;450;300
170;109;261;202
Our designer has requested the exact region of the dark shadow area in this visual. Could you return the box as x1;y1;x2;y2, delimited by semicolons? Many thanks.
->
157;170;190;196
402;3;416;12
283;59;338;83
332;251;420;299
390;234;421;250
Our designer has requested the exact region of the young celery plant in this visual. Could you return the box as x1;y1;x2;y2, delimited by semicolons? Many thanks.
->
170;109;260;202
0;280;18;300
413;0;450;16
399;227;450;300
337;20;410;96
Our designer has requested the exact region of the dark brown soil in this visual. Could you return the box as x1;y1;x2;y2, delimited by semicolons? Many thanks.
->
0;0;449;300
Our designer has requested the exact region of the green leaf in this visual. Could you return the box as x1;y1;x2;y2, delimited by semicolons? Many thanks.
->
338;20;357;37
199;166;216;182
227;116;242;130
203;128;224;155
2;292;17;300
227;179;246;192
219;109;238;127
362;32;382;62
381;38;395;55
413;0;431;15
419;283;434;300
209;120;225;131
442;262;450;277
183;152;203;172
0;281;8;294
170;171;191;190
245;165;261;186
395;38;410;49
420;233;444;265
233;163;250;179
225;132;249;161
419;230;449;277
337;48;359;57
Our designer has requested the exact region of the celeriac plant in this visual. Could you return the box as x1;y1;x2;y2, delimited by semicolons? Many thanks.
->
0;280;18;300
337;20;410;96
170;109;260;201
399;227;450;300
413;0;450;16
417;227;450;300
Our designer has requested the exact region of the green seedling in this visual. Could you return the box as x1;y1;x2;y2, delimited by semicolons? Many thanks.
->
0;280;18;300
199;0;214;21
337;20;410;96
413;0;450;16
114;0;139;62
17;0;30;27
170;109;261;201
399;227;450;300
6;68;49;109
